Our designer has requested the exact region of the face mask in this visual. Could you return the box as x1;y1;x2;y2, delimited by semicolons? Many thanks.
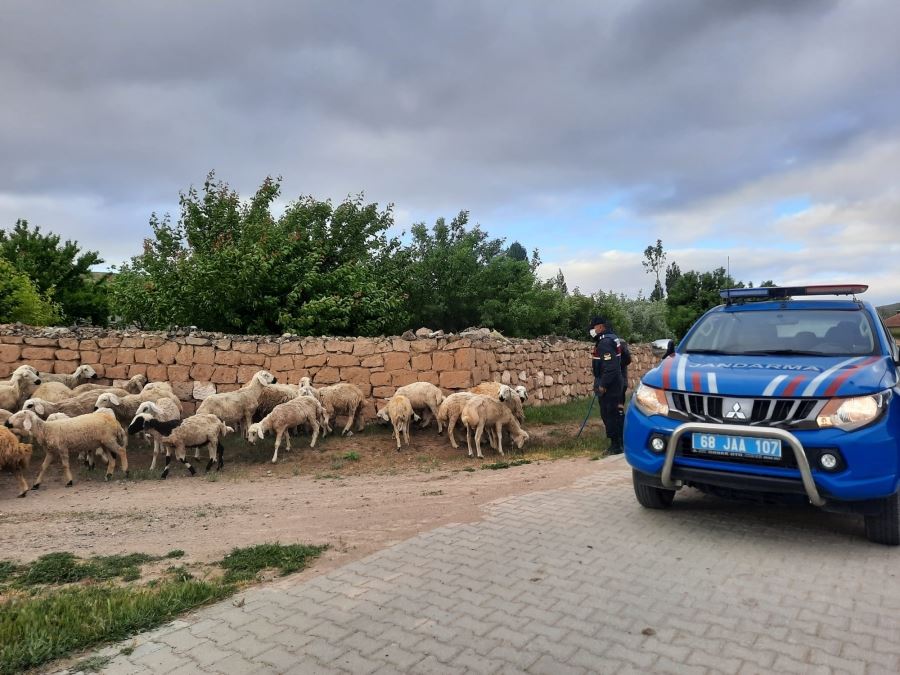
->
589;329;597;338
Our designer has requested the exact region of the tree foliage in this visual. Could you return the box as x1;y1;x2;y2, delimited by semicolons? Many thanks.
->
0;220;108;325
0;258;61;325
110;174;409;335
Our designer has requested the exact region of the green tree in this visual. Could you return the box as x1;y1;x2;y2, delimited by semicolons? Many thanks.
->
110;173;408;335
642;239;667;300
506;241;528;261
0;258;61;325
666;267;741;338
0;220;108;325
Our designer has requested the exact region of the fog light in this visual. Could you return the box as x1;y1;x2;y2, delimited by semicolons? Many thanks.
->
820;453;838;470
650;437;666;452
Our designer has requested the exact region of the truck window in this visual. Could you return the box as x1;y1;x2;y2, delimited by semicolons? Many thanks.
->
683;309;878;356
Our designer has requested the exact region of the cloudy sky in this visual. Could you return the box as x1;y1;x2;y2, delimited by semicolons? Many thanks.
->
2;1;899;304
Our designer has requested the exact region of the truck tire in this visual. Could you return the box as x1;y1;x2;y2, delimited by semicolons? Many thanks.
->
632;470;675;509
864;492;900;546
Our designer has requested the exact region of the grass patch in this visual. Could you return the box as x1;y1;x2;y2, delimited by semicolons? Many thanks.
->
220;543;328;583
525;397;595;425
482;459;532;471
0;578;230;674
20;552;156;586
343;451;360;462
0;542;326;674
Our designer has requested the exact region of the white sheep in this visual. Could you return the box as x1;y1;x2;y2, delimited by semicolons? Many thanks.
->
394;382;445;432
196;370;277;439
377;394;420;450
30;381;76;403
5;409;128;487
318;383;366;436
94;390;182;428
469;381;527;401
255;383;301;419
128;413;233;478
437;392;477;449
0;369;42;411
22;387;130;419
37;364;98;389
72;373;147;396
0;426;32;498
130;399;183;470
460;396;529;459
248;396;323;463
0;365;38;388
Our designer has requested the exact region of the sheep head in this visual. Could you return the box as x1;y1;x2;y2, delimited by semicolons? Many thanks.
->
513;429;530;449
376;407;390;423
13;365;38;377
76;365;98;380
299;376;312;388
247;422;265;443
498;384;513;401
22;398;47;417
515;385;528;401
127;413;151;434
14;370;41;387
253;370;277;386
6;410;37;432
134;401;161;418
95;392;120;410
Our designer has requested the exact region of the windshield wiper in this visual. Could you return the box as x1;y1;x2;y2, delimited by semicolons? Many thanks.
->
683;349;738;355
742;349;829;356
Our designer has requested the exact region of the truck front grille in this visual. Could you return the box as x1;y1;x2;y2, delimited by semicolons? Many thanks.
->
668;393;823;429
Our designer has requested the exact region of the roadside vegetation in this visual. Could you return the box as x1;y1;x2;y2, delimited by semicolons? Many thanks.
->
0;543;326;674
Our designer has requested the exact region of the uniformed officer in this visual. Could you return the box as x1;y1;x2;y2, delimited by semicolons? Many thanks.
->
590;316;625;454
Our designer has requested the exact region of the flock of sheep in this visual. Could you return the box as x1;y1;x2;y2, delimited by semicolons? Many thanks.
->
0;361;531;498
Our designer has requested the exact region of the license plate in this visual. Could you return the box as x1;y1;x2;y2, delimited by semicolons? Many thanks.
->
691;433;782;460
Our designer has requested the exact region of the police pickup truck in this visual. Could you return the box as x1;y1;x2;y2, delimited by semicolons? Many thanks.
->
624;285;900;545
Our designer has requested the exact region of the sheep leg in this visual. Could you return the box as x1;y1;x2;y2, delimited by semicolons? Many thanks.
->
161;451;172;479
176;447;196;476
403;421;411;447
355;405;365;431
474;421;486;459
495;422;505;456
309;420;320;448
447;414;459;448
102;447;117;481
430;404;443;434
418;408;432;428
216;441;225;470
59;450;74;487
394;422;402;450
32;451;56;489
14;466;29;498
244;412;254;441
465;425;474;458
149;437;159;471
341;409;355;437
285;430;292;451
272;430;284;464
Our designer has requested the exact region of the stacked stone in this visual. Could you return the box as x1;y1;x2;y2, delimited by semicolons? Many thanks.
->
0;325;659;419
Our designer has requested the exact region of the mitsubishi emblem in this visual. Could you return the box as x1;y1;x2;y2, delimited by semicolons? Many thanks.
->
725;402;746;420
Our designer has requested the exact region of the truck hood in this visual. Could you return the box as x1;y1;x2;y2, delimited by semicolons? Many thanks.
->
642;353;897;398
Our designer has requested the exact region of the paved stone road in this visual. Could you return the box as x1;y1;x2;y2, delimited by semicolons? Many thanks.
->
84;456;900;674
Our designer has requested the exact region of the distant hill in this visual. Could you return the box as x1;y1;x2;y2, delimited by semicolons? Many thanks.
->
877;302;900;319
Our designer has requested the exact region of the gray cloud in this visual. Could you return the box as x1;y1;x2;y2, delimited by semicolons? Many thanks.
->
1;0;899;301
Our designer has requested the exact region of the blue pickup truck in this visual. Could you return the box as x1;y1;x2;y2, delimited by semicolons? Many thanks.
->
624;285;900;545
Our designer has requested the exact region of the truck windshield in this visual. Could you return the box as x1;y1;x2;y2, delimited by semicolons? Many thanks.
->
683;309;879;356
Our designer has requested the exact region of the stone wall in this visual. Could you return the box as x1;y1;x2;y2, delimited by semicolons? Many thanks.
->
0;326;659;418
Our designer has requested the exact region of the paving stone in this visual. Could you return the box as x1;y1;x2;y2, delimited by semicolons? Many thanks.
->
61;457;900;675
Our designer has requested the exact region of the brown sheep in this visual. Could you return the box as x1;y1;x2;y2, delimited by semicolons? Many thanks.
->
0;426;31;498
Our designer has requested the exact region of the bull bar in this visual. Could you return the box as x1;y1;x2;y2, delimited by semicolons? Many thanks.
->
660;422;826;507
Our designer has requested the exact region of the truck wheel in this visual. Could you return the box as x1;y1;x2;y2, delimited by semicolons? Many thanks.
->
864;492;900;546
632;470;675;509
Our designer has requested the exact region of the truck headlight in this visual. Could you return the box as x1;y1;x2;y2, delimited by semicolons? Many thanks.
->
816;391;890;431
634;383;669;417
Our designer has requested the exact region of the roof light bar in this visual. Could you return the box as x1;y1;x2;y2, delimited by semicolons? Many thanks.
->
719;284;868;300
